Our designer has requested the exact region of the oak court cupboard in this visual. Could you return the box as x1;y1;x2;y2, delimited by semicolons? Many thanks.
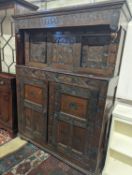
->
13;0;131;174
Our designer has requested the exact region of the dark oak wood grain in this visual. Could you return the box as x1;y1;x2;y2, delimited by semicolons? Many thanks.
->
0;73;17;137
14;1;131;174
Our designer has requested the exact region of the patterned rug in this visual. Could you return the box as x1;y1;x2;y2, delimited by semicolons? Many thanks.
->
0;139;84;175
0;129;12;146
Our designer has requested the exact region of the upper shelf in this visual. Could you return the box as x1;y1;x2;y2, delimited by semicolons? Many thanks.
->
13;0;131;31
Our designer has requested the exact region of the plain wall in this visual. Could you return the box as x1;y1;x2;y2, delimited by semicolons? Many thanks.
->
116;21;132;101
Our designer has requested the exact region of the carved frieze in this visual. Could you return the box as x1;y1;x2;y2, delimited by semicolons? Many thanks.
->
16;65;108;99
15;9;121;31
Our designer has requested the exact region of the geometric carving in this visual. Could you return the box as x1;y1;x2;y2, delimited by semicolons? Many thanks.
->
24;84;43;105
61;94;88;119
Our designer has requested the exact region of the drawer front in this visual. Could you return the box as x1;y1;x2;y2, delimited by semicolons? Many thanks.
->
49;82;104;171
17;78;48;145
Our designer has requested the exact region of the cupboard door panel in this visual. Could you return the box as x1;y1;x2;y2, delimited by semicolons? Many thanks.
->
49;82;101;170
0;90;11;124
24;107;32;134
72;126;86;154
18;78;48;144
57;121;70;147
24;84;43;105
61;94;87;119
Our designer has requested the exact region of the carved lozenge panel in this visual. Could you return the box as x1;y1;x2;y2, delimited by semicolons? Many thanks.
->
24;84;43;105
61;94;88;119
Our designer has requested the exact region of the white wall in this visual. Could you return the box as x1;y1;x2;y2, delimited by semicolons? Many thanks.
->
116;21;132;101
27;0;116;10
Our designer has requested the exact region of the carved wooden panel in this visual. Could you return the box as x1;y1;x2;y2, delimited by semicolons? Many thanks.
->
18;78;48;144
49;82;101;170
24;107;32;133
23;106;47;143
72;126;86;154
33;110;45;134
57;121;86;155
47;31;81;68
81;35;111;69
24;84;43;105
61;94;87;119
15;0;132;32
23;28;120;76
0;90;10;123
57;121;70;147
25;31;47;66
0;73;17;136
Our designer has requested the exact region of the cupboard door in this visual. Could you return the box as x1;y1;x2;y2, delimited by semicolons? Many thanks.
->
49;82;101;170
0;90;12;126
17;78;48;145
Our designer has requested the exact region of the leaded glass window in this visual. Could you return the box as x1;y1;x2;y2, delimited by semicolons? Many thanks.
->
0;8;16;74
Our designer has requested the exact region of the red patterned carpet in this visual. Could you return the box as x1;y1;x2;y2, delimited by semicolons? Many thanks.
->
0;130;85;175
0;129;12;146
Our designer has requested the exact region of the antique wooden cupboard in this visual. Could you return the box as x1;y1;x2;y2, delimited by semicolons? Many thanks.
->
14;0;131;174
0;73;17;136
0;0;38;136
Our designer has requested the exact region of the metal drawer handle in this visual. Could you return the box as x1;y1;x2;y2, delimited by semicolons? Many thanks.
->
0;80;4;85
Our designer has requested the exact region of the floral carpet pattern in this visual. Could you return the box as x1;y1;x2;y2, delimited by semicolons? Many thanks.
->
0;129;12;146
0;141;84;175
2;145;49;175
